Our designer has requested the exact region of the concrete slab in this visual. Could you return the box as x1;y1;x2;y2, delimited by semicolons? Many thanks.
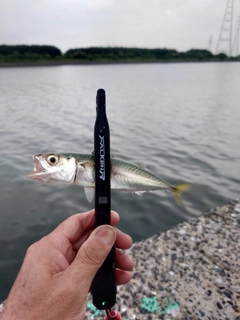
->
85;200;240;319
1;200;240;319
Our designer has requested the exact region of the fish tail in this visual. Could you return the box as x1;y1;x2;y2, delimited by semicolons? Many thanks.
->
171;184;191;207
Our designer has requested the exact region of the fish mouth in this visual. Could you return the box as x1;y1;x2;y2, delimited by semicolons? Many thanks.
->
28;155;48;181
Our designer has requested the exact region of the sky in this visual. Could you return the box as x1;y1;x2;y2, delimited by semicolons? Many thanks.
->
0;0;240;54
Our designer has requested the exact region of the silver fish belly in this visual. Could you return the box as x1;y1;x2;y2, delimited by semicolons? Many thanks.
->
28;153;191;204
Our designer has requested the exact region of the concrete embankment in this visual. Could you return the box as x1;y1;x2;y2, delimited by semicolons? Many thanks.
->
1;200;240;319
85;200;240;319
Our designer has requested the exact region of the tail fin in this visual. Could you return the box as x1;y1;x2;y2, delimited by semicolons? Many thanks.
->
172;184;191;207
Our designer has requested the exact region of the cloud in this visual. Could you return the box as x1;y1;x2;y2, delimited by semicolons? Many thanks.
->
165;10;175;16
0;0;239;53
85;0;113;9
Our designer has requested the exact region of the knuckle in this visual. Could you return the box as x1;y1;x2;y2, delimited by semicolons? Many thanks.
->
25;242;37;257
79;244;105;266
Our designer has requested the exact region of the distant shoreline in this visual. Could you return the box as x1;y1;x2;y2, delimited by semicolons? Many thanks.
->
1;45;239;67
0;59;239;68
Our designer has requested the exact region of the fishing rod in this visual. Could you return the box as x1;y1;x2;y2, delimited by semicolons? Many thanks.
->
91;89;120;320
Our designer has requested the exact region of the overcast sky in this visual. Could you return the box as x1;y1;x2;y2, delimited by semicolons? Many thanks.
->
1;0;239;54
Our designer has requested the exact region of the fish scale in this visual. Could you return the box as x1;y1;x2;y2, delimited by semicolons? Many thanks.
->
110;157;166;191
28;153;191;204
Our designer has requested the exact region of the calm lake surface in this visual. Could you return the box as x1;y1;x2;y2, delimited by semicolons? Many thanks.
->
0;62;239;301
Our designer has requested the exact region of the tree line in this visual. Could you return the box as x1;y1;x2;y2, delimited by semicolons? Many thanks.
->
64;47;229;61
0;45;61;62
0;44;238;63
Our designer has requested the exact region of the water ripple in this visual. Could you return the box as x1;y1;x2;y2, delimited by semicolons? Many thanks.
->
0;63;240;301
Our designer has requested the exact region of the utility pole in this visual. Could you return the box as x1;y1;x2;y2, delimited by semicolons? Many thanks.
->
216;0;234;56
208;35;213;52
232;16;240;56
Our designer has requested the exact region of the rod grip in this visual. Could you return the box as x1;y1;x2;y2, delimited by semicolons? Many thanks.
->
91;89;116;310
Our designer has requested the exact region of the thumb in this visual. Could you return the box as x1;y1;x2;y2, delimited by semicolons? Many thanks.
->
68;225;116;293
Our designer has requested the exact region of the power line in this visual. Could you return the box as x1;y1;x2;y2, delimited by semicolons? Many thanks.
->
216;0;234;56
232;16;240;56
208;34;213;52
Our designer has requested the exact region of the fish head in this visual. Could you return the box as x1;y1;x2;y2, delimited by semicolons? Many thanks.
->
28;153;77;185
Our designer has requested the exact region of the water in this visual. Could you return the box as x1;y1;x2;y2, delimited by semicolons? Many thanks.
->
0;62;239;301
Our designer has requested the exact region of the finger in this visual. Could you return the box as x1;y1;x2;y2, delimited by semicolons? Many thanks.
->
115;248;134;271
70;231;133;271
115;269;132;285
72;213;121;252
50;210;120;245
66;225;116;295
72;225;131;254
115;229;132;250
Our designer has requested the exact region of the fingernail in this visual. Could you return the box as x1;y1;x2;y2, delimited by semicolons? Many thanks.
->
95;226;116;246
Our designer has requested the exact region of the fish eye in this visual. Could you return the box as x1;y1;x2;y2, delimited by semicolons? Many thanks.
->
47;155;59;165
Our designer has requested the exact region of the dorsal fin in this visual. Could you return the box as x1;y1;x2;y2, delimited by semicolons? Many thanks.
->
93;150;114;158
136;163;148;170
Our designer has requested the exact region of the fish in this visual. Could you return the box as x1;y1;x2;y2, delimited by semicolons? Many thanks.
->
28;153;191;204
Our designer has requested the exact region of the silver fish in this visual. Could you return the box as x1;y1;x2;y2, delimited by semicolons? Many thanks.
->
28;153;190;204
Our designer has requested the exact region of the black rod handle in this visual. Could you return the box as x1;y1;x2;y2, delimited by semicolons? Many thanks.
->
91;89;116;310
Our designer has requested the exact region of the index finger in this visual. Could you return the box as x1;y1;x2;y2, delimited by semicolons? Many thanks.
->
50;210;120;244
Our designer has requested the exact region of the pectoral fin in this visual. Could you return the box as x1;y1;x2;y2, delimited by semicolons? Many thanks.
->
84;187;94;202
134;191;146;196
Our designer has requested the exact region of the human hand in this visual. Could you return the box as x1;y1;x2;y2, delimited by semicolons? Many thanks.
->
0;210;133;320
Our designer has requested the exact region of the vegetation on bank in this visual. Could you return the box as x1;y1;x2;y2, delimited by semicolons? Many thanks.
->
64;47;233;62
0;45;239;65
0;45;62;63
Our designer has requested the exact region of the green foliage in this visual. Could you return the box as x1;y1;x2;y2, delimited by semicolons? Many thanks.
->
215;53;227;60
64;47;231;62
0;45;61;62
184;49;214;60
0;45;236;64
64;47;184;61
